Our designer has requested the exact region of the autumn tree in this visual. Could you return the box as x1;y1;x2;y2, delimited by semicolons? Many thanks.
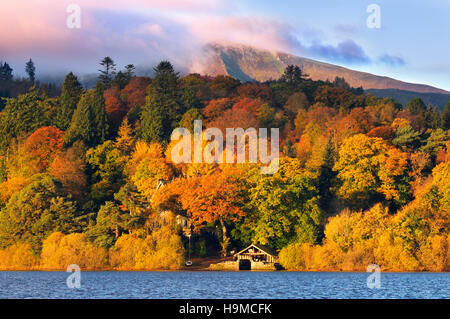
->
179;108;203;133
177;168;245;255
284;92;309;119
334;134;411;209
210;75;240;98
49;141;87;201
121;77;152;110
24;126;64;171
131;141;174;201
202;98;233;120
237;83;273;101
115;117;135;155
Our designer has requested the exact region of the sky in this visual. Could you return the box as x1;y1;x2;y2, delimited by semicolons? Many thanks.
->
1;0;449;90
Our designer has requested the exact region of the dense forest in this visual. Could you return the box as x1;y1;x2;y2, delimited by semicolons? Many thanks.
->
0;58;448;271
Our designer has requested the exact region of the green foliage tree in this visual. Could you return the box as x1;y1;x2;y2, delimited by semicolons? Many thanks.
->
244;159;324;249
64;87;108;147
392;125;422;151
281;65;306;86
424;104;442;129
182;86;203;109
0;174;80;251
179;108;203;133
421;128;450;158
112;71;129;89
55;72;84;130
442;101;450;130
86;140;127;203
125;64;135;78
86;201;132;248
0;62;13;110
140;61;183;144
406;97;427;117
25;59;36;83
0;62;13;82
257;103;276;128
98;56;116;89
0;86;48;152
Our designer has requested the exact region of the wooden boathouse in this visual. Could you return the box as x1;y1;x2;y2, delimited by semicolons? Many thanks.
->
235;244;278;264
209;243;282;271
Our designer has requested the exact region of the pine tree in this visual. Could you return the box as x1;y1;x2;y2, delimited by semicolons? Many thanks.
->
0;62;13;82
91;84;109;144
0;62;13;109
25;59;36;83
139;61;183;144
115;117;135;155
125;64;135;78
442;101;450;130
64;87;108;147
424;104;442;129
281;65;306;85
98;56;116;89
112;71;129;89
140;100;166;144
55;72;84;130
406;98;427;117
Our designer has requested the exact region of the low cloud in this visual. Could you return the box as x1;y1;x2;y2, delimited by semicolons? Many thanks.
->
0;0;385;77
378;54;405;67
307;40;370;64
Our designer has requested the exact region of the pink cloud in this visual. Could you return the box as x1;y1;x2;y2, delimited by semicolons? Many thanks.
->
185;15;302;53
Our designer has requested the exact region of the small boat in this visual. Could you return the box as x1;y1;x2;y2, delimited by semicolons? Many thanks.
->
185;233;193;266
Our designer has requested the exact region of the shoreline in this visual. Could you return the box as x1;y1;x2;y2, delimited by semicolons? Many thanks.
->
1;268;449;273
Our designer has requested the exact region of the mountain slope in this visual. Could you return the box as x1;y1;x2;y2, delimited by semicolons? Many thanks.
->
365;89;450;110
205;43;449;95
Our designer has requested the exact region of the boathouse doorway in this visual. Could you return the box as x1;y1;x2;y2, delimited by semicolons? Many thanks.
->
238;259;251;270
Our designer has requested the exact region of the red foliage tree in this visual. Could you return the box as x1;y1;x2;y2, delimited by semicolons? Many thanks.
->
237;83;273;101
202;98;233;120
25;126;64;171
121;77;151;108
232;97;261;116
367;126;395;142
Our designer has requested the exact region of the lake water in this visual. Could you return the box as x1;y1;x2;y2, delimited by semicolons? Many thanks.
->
0;271;448;299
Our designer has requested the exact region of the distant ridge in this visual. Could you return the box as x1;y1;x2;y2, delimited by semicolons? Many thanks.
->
365;88;450;110
204;43;449;95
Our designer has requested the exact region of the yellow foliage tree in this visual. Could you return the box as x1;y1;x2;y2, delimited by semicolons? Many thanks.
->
40;232;108;270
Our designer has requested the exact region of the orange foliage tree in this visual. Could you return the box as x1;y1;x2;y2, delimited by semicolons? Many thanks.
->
153;167;246;255
24;126;64;171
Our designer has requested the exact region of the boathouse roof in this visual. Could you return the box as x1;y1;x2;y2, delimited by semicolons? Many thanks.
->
234;243;278;257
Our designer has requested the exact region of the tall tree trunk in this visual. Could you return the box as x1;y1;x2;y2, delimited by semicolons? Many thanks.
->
219;218;228;256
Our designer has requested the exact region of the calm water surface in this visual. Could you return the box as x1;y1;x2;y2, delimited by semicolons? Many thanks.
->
0;271;448;299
